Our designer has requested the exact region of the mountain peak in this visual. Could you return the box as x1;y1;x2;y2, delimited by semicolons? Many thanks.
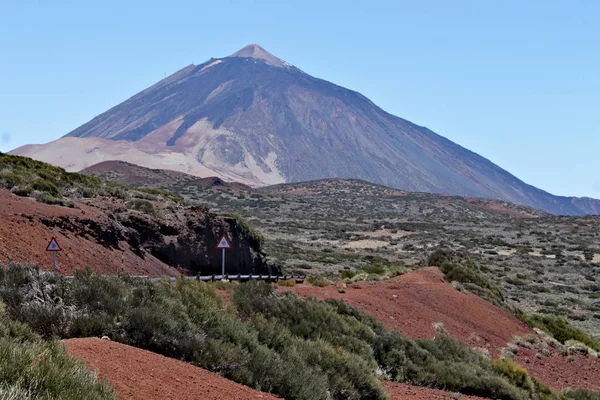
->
229;44;291;68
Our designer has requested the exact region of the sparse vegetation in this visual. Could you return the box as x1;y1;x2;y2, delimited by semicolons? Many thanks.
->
516;314;600;352
0;298;116;399
0;152;184;208
307;276;331;287
4;263;596;400
220;213;265;247
277;279;296;287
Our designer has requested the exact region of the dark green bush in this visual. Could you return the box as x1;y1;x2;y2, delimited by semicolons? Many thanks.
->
221;213;265;247
128;199;156;216
341;270;359;279
564;389;600;400
439;261;505;307
136;187;183;203
0;301;116;399
11;185;33;197
307;276;331;287
517;314;600;352
0;171;23;188
31;179;61;196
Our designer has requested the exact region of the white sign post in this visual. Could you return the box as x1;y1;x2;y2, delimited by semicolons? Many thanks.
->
46;237;62;273
216;234;232;277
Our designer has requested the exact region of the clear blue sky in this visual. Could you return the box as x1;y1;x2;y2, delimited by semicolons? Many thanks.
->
1;0;598;197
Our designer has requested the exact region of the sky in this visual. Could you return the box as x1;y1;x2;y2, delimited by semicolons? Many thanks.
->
1;0;599;197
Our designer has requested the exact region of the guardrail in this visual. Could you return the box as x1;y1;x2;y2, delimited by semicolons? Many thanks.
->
63;274;305;283
150;274;306;283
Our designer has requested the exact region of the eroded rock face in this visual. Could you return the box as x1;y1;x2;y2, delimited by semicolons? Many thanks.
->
40;204;273;276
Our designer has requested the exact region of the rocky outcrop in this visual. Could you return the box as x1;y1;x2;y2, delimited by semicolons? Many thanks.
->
40;205;273;276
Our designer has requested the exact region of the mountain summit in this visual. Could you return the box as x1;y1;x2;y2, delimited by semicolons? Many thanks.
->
229;44;292;68
11;45;600;215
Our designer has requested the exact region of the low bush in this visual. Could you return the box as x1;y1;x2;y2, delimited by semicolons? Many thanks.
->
563;389;600;400
220;213;265;247
0;299;116;399
278;279;296;287
128;199;156;216
517;314;600;352
307;276;331;287
31;179;61;197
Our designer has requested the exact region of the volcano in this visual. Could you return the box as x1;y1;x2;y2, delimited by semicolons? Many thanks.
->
11;44;600;215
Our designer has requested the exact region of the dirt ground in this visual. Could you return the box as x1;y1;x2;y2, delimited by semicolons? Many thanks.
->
0;190;178;276
383;381;487;399
282;268;600;391
283;267;533;349
65;338;496;400
64;338;279;400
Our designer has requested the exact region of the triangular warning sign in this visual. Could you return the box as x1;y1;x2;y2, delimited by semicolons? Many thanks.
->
216;235;232;249
46;238;62;252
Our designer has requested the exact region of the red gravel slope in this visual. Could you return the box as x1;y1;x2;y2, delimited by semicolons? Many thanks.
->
0;190;178;276
383;382;487;399
282;267;600;391
284;267;532;349
64;338;279;400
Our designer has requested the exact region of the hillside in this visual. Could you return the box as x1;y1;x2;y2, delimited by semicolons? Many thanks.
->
77;160;600;339
81;160;546;219
0;153;271;276
3;263;599;400
9;44;600;216
64;338;279;400
81;160;249;192
282;267;600;392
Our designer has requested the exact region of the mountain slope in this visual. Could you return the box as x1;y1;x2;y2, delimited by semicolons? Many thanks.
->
81;160;547;219
0;153;270;276
11;44;600;215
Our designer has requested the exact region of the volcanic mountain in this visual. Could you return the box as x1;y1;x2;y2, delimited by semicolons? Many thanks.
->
11;44;600;215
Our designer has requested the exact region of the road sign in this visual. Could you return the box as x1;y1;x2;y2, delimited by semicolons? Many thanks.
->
46;238;61;252
216;235;231;277
46;237;61;272
216;235;232;249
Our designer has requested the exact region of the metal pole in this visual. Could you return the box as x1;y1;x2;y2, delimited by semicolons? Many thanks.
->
52;252;56;273
222;248;225;277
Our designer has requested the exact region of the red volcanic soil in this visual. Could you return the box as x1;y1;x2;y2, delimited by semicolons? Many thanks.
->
283;267;532;349
64;338;279;400
282;268;600;391
0;190;178;276
383;382;487;399
65;338;492;400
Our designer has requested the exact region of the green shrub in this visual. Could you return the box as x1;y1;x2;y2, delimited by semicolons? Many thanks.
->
439;261;506;307
308;276;331;287
563;388;600;400
517;314;600;352
278;279;296;287
221;213;265;248
0;299;116;399
362;265;386;275
106;184;129;200
136;187;183;203
0;172;23;189
428;249;455;266
31;179;61;196
341;270;358;279
10;185;32;197
128;199;156;216
493;358;532;391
